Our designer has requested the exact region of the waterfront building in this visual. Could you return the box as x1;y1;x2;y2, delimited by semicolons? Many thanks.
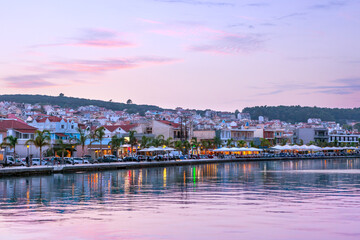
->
0;119;38;158
329;133;360;144
193;129;216;141
30;116;80;143
263;128;285;144
152;120;183;140
294;127;329;144
230;128;255;143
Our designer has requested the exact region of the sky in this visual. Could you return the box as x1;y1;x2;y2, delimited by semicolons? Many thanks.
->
1;0;360;111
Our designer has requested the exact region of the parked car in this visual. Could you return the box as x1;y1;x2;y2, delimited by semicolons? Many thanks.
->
31;158;48;166
7;157;26;166
83;155;97;164
72;157;89;164
98;156;119;163
137;155;148;161
63;157;73;164
123;156;138;162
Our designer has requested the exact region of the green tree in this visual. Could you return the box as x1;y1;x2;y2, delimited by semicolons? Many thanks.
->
56;149;68;158
140;136;151;149
226;138;234;147
56;139;70;165
73;128;88;160
128;130;138;156
280;138;288;146
191;137;200;154
237;140;247;147
109;135;125;161
260;138;271;148
1;136;18;165
26;130;51;165
201;140;212;154
182;141;191;155
213;136;222;148
151;135;164;147
93;127;106;159
164;137;174;147
174;140;183;153
342;124;352;131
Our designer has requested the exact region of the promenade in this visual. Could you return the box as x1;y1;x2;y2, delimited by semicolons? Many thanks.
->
1;155;359;178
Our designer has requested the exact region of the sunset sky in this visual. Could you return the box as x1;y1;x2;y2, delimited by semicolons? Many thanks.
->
1;0;359;111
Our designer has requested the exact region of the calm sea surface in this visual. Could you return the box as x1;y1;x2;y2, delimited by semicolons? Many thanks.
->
1;158;360;240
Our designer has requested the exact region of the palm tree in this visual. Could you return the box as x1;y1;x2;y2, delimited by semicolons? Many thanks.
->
1;136;18;165
260;138;271;148
93;127;106;159
174;140;183;152
151;134;164;147
140;136;151;149
128;130;138;156
26;130;51;165
56;139;69;165
237;140;247;147
226;138;234;147
73;128;88;160
164;137;174;147
182;141;191;155
191;137;200;155
213;136;222;148
280;138;288;146
109;135;125;161
201;140;212;154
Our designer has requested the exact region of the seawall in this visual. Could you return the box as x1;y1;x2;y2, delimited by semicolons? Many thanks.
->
0;155;359;178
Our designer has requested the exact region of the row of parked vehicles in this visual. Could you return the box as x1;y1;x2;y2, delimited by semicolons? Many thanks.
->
2;154;217;167
1;155;94;166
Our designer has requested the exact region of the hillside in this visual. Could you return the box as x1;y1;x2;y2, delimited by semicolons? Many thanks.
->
0;94;166;115
242;106;360;123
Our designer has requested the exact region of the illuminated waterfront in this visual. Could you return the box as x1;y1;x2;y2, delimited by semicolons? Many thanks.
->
1;159;360;240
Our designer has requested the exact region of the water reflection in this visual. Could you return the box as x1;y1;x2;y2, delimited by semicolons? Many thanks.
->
0;158;360;240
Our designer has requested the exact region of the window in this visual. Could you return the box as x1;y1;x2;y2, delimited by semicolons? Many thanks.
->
61;125;65;129
23;134;29;139
71;125;74;129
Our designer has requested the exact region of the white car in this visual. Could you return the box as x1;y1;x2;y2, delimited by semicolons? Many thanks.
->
31;158;48;166
72;157;89;164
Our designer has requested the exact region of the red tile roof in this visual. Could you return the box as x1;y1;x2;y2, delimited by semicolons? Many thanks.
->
104;125;122;132
119;124;138;132
158;120;180;128
0;120;37;133
55;133;67;137
37;116;63;123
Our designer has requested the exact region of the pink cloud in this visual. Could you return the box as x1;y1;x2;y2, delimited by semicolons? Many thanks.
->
2;56;180;89
3;75;59;88
50;57;179;73
33;28;136;48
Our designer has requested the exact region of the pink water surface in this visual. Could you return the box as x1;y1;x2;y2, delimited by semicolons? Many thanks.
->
0;159;360;240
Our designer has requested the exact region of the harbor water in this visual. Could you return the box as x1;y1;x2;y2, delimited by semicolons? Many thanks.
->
0;158;360;240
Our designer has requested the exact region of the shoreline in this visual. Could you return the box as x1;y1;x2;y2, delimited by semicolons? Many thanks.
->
1;155;359;178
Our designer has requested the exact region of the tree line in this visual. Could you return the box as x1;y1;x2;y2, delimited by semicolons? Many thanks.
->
242;105;360;123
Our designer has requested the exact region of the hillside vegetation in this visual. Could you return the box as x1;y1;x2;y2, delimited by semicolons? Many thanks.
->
0;94;165;115
242;106;360;123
